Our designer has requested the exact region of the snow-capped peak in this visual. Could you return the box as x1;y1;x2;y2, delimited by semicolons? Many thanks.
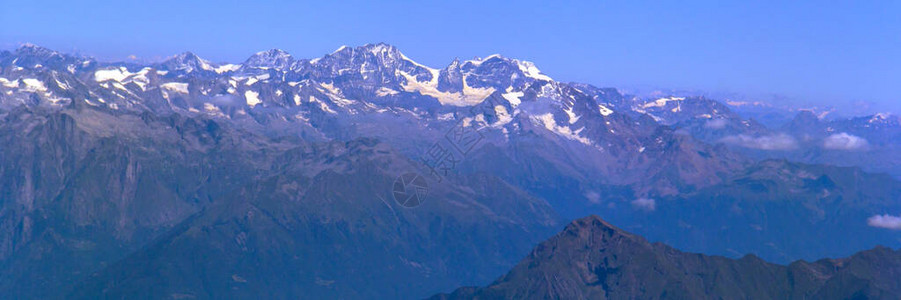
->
514;59;552;81
214;64;242;74
332;45;349;54
364;43;396;56
243;48;294;69
162;51;216;73
355;43;405;62
463;54;552;81
466;54;505;66
316;42;436;77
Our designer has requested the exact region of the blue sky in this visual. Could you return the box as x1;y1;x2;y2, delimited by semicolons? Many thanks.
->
3;1;899;112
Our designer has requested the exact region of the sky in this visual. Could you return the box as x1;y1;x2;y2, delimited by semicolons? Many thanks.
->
2;0;899;113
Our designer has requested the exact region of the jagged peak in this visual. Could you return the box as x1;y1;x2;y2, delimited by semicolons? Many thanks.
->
325;43;404;60
243;48;294;69
315;42;438;74
464;53;553;81
15;43;60;57
314;43;555;82
514;58;552;81
467;53;506;65
165;51;205;64
359;42;399;54
550;215;645;250
172;51;199;59
252;48;291;58
331;45;350;54
352;43;409;63
566;215;628;235
17;42;44;50
162;51;215;72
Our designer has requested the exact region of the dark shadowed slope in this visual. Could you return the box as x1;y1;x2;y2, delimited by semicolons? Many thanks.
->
433;215;901;300
66;138;561;299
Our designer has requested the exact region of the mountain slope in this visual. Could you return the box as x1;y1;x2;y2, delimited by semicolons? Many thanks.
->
65;138;561;299
0;106;291;298
434;215;901;300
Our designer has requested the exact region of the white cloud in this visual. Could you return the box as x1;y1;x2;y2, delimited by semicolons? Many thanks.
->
719;133;798;150
584;191;601;204
823;132;869;150
631;198;656;211
704;119;728;129
868;214;901;230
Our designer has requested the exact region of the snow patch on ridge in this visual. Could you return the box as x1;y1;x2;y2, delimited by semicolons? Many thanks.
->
161;82;189;94
0;77;17;88
244;90;261;107
215;64;241;74
95;67;134;82
502;87;523;108
516;60;552;81
530;113;592;146
564;105;580;124
22;78;47;92
310;96;337;114
598;104;614;116
95;67;153;91
642;96;685;108
398;70;494;106
493;105;513;127
376;87;399;96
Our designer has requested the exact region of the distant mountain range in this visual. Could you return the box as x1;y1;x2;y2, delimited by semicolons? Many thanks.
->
434;215;901;300
0;43;899;298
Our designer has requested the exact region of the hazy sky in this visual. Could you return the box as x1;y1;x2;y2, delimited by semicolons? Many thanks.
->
3;1;899;112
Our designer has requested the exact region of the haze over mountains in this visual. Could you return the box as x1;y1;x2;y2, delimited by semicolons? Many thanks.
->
0;43;899;298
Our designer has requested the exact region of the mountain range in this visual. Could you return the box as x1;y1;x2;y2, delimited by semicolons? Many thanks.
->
1;43;900;298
